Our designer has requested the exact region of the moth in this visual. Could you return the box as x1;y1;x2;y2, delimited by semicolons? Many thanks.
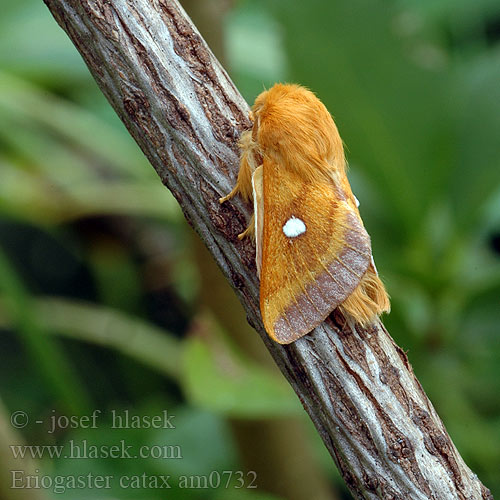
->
220;83;390;344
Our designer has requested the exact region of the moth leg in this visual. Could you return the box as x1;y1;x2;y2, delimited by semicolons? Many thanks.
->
219;184;240;204
238;214;255;240
219;131;257;204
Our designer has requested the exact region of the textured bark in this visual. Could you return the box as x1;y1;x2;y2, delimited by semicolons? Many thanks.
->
42;0;493;498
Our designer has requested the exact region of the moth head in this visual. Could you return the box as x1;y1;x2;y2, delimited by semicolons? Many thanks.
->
251;84;346;183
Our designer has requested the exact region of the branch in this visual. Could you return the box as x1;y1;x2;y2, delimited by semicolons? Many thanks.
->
42;0;492;498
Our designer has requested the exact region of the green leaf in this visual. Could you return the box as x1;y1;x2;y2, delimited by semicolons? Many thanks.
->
0;296;182;381
182;336;300;419
0;249;90;414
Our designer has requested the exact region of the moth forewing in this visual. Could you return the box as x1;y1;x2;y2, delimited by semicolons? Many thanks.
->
258;160;372;344
252;166;264;277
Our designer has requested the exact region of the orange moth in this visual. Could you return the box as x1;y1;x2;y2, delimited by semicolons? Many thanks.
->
220;83;390;344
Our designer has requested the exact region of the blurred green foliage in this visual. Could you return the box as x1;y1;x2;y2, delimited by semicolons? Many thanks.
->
0;0;499;498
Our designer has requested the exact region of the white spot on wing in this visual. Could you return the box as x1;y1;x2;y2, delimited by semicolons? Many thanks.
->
283;216;306;238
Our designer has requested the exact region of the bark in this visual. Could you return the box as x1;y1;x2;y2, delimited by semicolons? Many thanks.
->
42;0;493;498
182;2;336;499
